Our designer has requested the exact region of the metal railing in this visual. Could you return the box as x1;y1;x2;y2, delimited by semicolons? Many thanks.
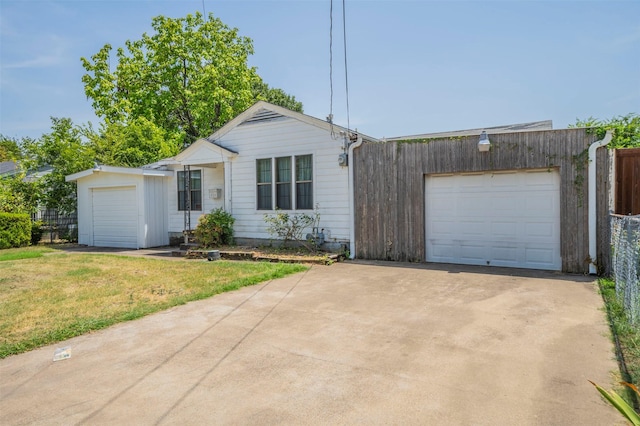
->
32;209;77;243
611;214;640;326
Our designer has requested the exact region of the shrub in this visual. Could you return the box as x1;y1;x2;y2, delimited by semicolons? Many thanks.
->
30;221;44;245
0;212;31;249
194;208;235;247
263;208;320;249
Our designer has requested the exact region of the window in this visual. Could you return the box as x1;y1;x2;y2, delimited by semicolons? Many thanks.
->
276;157;292;209
256;159;272;210
256;155;313;210
295;155;313;210
178;170;202;211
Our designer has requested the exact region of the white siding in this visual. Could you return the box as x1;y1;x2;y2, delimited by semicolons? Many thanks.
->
75;171;170;248
216;117;350;243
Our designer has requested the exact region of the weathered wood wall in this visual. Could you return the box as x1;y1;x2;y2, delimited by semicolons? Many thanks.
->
354;128;612;274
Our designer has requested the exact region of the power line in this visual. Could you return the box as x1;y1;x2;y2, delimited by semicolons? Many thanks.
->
342;0;350;133
329;0;351;137
329;0;335;137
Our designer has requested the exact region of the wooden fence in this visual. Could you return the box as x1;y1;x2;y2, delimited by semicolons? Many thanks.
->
615;148;640;215
353;128;612;274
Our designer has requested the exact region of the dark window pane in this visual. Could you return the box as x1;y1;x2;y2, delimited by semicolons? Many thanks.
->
295;155;312;209
257;184;272;210
296;182;313;210
276;157;291;183
276;183;291;209
257;159;271;183
296;155;312;181
275;157;291;209
178;191;186;211
191;190;202;210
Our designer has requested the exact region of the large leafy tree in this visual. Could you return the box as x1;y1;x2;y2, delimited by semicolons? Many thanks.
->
89;117;183;167
82;12;302;146
21;118;95;214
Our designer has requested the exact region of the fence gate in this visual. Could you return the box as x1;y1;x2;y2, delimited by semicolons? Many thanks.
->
615;148;640;215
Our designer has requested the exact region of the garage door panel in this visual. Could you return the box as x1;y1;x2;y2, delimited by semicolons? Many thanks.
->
491;221;517;237
425;170;561;271
92;186;138;248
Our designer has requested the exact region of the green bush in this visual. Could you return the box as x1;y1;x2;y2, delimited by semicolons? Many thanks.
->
30;221;44;245
194;208;235;247
0;212;31;249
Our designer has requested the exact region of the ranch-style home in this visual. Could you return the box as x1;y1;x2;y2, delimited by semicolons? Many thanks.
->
67;101;614;274
66;101;377;253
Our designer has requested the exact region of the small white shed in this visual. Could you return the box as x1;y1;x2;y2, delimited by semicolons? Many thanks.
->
66;166;173;249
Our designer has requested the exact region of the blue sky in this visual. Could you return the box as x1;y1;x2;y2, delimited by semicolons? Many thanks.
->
1;0;638;140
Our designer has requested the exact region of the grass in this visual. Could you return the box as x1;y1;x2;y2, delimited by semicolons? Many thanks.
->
0;246;54;262
599;278;640;408
0;251;307;358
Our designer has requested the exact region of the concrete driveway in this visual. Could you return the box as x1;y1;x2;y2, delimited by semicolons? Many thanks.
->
0;261;620;425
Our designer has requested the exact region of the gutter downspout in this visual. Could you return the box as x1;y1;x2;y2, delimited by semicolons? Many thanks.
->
348;135;364;259
588;130;613;274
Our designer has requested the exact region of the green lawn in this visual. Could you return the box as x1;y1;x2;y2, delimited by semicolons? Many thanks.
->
0;249;307;358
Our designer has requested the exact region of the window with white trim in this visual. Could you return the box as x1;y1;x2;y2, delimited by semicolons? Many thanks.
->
256;155;313;210
177;170;202;211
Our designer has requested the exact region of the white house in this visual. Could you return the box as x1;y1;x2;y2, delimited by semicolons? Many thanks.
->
66;101;377;251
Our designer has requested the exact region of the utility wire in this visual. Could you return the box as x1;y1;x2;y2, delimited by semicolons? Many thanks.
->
342;0;350;134
329;0;335;137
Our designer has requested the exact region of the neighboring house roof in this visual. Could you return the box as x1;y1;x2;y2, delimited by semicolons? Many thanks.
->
386;120;553;141
201;101;379;145
66;165;173;182
0;161;18;176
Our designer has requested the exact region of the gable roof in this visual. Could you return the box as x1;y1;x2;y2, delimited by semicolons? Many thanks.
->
386;120;553;141
199;101;379;145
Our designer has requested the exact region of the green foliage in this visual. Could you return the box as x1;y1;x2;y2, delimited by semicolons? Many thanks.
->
0;212;31;249
252;80;303;113
0;135;22;161
194;208;235;247
571;113;640;149
30;220;44;245
0;175;42;214
264;208;320;249
21;117;94;214
590;381;640;425
88;117;183;167
81;12;302;146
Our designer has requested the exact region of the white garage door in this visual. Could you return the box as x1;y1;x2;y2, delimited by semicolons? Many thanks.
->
425;169;561;270
92;186;138;248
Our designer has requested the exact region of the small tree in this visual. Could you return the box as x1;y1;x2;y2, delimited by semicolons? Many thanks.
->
21;117;94;214
264;208;320;250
